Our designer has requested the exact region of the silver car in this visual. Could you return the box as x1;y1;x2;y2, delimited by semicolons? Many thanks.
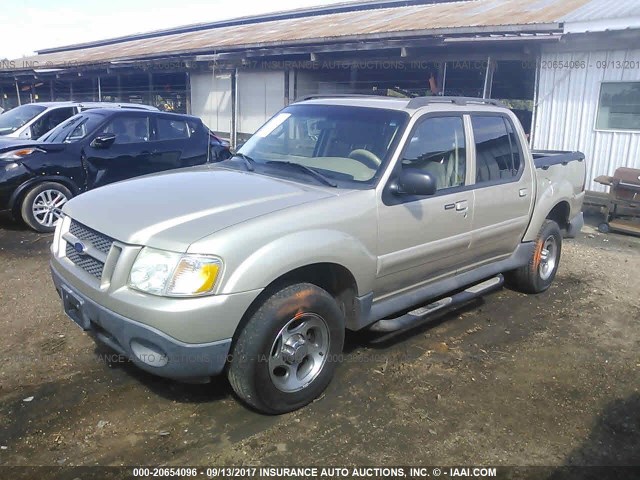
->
0;101;157;140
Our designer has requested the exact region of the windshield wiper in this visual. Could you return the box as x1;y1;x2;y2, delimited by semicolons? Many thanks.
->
266;161;337;188
231;152;256;172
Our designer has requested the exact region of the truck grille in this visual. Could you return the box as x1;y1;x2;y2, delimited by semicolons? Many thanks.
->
66;220;114;279
66;243;105;278
69;221;113;255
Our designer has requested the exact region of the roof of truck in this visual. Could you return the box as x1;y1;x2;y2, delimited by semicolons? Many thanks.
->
295;95;509;112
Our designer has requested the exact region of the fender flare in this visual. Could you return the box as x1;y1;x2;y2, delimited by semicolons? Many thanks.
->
522;177;575;242
220;229;377;296
8;175;81;213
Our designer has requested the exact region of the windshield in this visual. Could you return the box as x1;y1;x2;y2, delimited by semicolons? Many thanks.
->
234;104;408;187
39;113;105;143
0;104;47;135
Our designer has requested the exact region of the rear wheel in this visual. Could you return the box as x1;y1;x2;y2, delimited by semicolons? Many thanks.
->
506;219;562;294
20;182;72;233
227;283;344;414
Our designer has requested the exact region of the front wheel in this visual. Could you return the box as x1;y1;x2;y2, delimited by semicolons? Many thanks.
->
506;219;562;294
227;283;345;414
20;182;72;233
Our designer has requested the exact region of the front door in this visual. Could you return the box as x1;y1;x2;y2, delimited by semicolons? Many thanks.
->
376;114;473;299
83;113;152;189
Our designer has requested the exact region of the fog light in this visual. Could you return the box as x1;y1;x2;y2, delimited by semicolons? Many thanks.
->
130;340;168;367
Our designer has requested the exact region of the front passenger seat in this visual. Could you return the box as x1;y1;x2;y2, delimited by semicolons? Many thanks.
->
423;161;446;190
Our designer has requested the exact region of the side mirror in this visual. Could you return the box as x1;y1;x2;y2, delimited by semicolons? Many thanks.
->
90;133;116;149
392;168;437;196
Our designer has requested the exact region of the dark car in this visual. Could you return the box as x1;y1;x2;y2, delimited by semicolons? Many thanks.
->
0;109;229;232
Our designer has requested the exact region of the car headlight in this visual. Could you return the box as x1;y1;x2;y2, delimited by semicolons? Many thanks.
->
128;247;222;297
0;147;45;161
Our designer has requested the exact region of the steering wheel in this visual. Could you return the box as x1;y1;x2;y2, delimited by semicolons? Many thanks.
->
347;149;382;169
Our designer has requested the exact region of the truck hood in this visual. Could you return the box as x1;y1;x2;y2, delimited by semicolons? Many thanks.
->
63;165;338;251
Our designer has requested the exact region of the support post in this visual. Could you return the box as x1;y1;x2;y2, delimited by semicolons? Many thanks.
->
231;68;238;149
15;80;21;106
441;62;448;96
483;56;495;99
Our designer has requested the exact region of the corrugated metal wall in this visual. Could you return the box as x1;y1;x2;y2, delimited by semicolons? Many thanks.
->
237;70;286;137
533;47;640;192
191;71;233;136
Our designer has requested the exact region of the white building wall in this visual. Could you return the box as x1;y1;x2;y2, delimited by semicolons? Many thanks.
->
533;47;640;192
190;71;233;136
237;70;285;136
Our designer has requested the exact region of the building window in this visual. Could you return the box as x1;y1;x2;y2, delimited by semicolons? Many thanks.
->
596;82;640;131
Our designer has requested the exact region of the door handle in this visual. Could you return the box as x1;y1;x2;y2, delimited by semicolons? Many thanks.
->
455;200;468;212
519;188;528;197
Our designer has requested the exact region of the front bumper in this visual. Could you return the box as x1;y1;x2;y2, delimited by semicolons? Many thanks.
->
51;264;233;380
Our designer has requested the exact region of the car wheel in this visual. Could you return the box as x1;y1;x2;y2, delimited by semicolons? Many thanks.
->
227;283;345;414
505;219;562;294
20;182;72;233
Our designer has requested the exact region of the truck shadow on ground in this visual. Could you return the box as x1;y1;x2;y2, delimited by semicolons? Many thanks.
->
0;212;25;231
547;393;640;479
0;212;52;255
91;342;234;404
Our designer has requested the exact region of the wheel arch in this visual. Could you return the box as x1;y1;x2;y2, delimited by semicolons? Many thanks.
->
545;200;571;230
9;176;80;216
523;196;573;242
227;262;359;356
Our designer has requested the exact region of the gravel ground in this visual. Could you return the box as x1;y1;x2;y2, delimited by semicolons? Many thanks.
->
0;212;638;475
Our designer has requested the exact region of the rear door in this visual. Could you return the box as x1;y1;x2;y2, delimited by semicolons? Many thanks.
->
148;115;208;172
83;113;153;188
376;114;474;298
464;114;534;270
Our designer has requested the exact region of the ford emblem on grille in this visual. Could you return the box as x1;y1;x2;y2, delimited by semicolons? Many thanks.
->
74;241;88;255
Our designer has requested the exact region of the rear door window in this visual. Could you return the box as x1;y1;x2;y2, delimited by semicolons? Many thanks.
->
471;115;522;184
156;118;190;140
100;115;150;144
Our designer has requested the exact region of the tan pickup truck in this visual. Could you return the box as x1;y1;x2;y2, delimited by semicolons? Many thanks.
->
50;96;586;414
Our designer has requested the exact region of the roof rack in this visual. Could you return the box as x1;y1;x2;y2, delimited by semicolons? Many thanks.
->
295;94;393;103
295;94;507;109
407;96;506;109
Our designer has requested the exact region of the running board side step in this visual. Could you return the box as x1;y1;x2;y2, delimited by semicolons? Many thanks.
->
368;275;504;333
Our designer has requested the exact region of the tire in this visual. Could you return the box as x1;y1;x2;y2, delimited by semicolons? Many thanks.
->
506;219;562;294
227;283;345;414
20;182;72;233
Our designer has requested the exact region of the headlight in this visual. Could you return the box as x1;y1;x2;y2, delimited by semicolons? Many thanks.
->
0;147;45;161
128;247;222;297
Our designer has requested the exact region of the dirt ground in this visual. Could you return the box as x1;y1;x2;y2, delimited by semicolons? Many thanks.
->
0;211;638;474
